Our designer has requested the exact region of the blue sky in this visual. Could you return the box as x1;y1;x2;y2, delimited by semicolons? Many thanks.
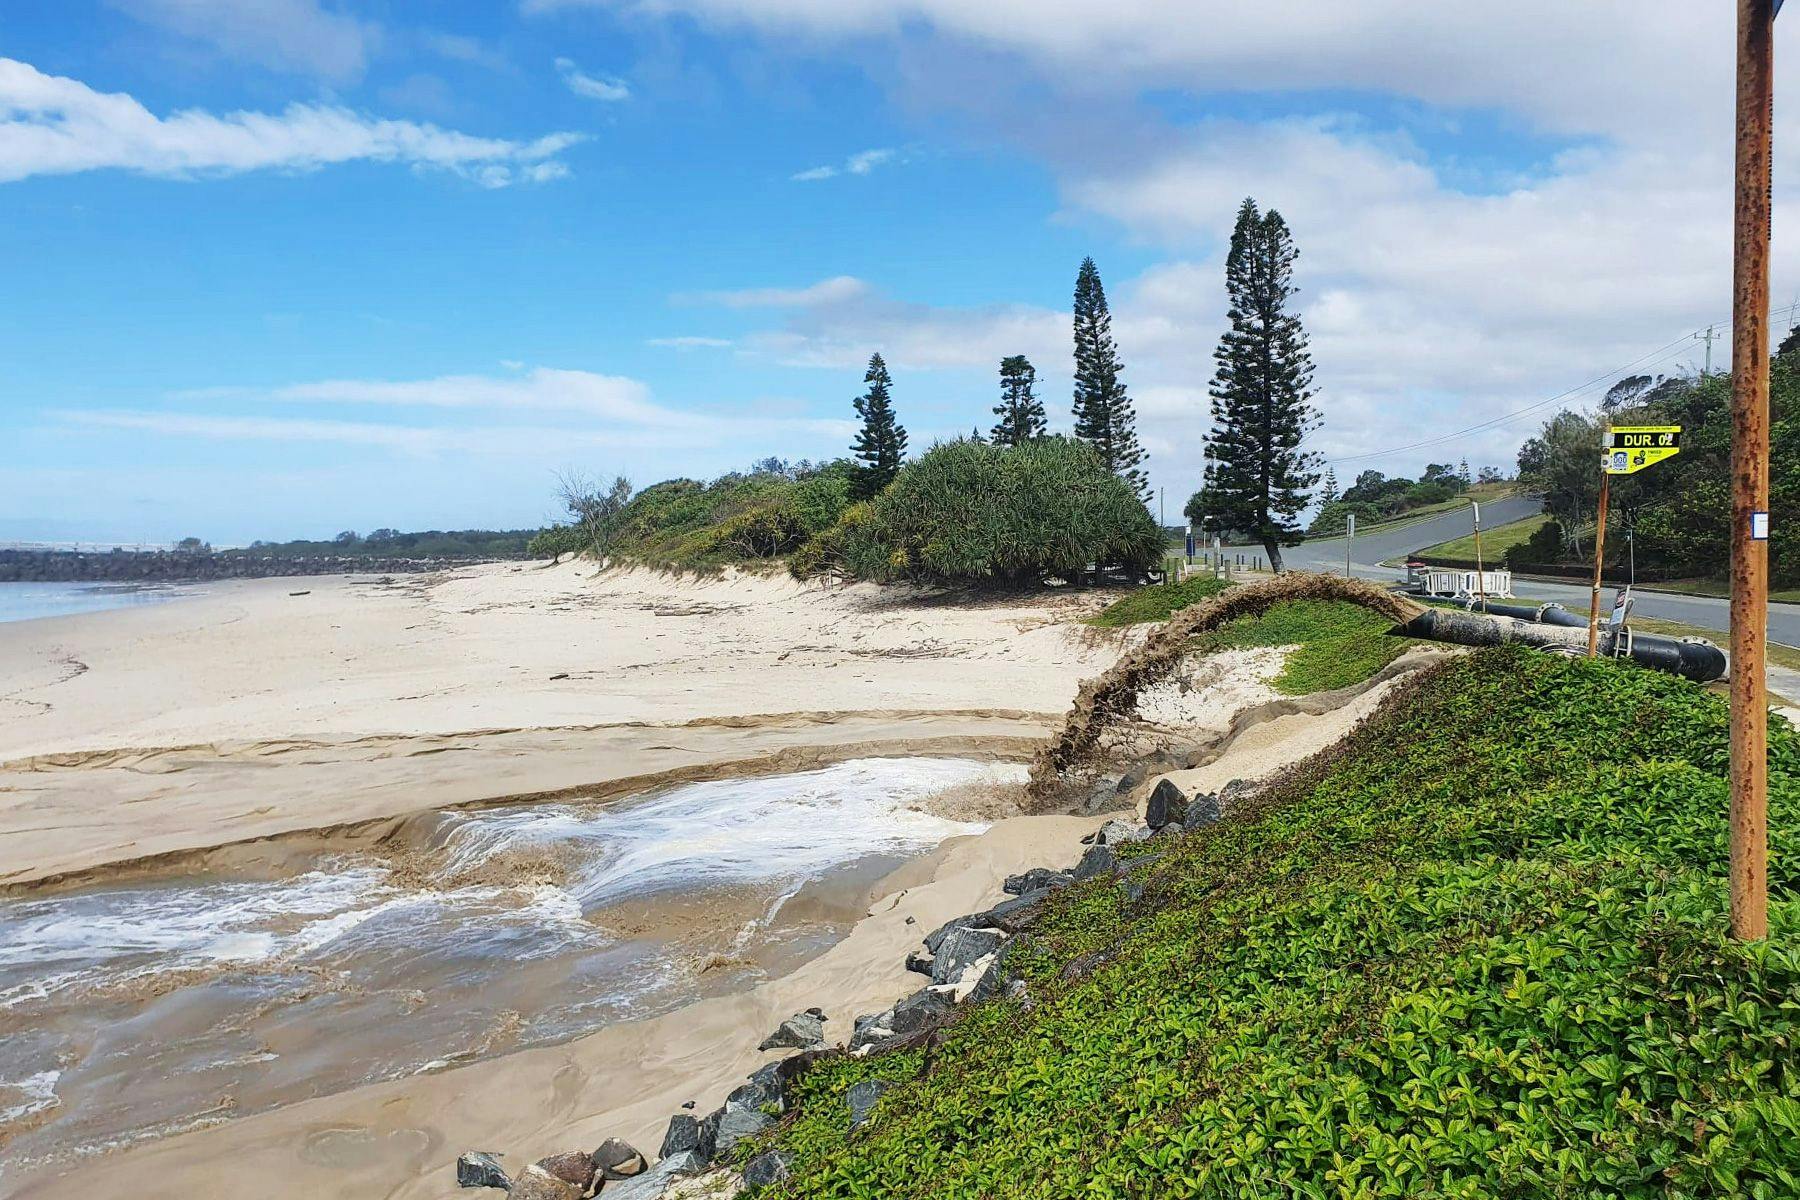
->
2;2;1795;544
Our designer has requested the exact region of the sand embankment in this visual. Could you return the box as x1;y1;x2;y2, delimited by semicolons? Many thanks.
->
0;562;1116;888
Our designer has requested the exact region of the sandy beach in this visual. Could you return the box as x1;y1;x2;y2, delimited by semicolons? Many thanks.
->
0;561;1397;1198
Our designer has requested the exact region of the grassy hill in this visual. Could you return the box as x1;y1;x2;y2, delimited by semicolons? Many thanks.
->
747;647;1799;1197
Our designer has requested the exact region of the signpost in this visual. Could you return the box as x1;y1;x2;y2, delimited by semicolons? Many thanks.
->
1589;426;1683;656
1472;501;1486;608
1344;513;1355;578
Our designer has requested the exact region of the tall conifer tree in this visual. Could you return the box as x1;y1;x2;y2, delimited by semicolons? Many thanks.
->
850;353;907;499
1071;258;1147;500
991;355;1047;445
1204;199;1321;572
1319;465;1339;506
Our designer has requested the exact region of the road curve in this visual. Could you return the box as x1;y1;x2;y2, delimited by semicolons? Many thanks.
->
1223;496;1800;644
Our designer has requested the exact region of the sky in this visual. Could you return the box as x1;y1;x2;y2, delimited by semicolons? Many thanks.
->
4;2;1800;545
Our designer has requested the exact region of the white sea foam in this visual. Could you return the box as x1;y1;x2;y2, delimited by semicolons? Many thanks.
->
0;1069;61;1125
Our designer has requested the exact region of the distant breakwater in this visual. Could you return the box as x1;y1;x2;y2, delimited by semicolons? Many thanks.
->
0;549;520;583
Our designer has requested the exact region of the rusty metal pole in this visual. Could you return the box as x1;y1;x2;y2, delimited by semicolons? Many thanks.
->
1587;471;1611;657
1730;0;1773;940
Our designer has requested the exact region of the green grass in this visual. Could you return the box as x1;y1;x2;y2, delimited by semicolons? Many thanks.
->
1627;577;1800;605
1414;512;1553;566
1087;576;1232;628
1200;598;1413;694
752;648;1800;1198
1088;581;1410;694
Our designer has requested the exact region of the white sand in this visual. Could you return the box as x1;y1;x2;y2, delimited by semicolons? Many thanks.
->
0;563;1113;886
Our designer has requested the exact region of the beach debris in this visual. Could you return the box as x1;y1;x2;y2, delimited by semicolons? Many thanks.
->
741;1149;792;1191
287;589;310;596
593;1137;648;1180
758;1009;827;1052
845;1079;890;1130
456;1150;511;1190
534;1151;597;1192
930;927;1005;985
509;1163;585;1200
659;1112;716;1162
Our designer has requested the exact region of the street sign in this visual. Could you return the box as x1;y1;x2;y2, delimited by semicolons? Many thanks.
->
1603;425;1682;474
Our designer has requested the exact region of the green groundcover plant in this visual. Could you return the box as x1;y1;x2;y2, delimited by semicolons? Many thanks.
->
752;647;1799;1198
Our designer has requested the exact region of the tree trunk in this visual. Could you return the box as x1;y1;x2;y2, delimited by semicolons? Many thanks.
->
1263;538;1285;574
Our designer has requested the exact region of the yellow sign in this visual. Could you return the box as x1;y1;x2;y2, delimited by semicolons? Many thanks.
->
1603;425;1681;475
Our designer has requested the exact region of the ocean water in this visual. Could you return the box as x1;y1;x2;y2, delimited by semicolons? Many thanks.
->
0;756;1026;1173
0;581;199;624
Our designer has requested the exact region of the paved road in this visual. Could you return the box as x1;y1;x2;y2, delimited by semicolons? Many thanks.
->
1234;496;1800;645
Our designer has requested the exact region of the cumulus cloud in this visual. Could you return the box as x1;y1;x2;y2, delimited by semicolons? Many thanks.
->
0;57;583;185
648;335;735;349
555;57;632;101
791;146;895;181
67;366;855;454
106;0;378;82
691;275;871;308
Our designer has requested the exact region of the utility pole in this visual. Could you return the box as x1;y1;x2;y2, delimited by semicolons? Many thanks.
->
1694;324;1719;376
1729;0;1773;942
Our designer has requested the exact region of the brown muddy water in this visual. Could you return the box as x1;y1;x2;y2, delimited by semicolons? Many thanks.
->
0;756;1023;1178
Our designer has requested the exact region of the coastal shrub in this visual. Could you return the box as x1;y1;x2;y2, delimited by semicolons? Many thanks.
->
527;523;587;559
754;647;1800;1198
598;461;857;572
794;436;1162;586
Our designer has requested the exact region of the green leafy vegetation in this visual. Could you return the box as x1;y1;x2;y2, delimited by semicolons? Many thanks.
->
1515;358;1800;584
1201;597;1412;694
793;436;1162;586
756;648;1800;1198
552;462;855;572
1087;576;1232;628
234;528;537;558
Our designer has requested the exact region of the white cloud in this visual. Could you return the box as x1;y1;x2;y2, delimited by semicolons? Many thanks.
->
649;335;735;349
691;275;871;308
556;57;632;102
528;1;1728;144
107;0;378;82
60;366;857;455
0;57;583;185
791;146;895;181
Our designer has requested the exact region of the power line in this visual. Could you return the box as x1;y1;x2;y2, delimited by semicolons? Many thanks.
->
1319;323;1724;467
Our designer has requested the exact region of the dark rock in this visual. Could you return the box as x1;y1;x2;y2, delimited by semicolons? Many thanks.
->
1002;866;1067;896
1219;778;1253;804
714;1104;775;1154
889;987;955;1034
848;1014;895;1051
930;926;1006;985
758;1010;826;1052
845;1079;890;1129
1181;747;1211;770
592;1137;647;1180
680;1100;696;1110
1145;778;1189;829
742;1149;793;1191
456;1151;510;1190
1096;818;1149;846
727;1062;787;1115
922;914;976;955
905;951;934;976
601;1150;704;1199
1114;766;1146;794
658;1113;715;1162
974;890;1047;931
1072;843;1116;881
1182;791;1223;831
533;1152;595;1191
508;1166;582;1200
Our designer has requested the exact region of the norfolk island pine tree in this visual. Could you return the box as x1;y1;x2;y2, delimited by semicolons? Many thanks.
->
850;352;907;500
1072;258;1148;502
